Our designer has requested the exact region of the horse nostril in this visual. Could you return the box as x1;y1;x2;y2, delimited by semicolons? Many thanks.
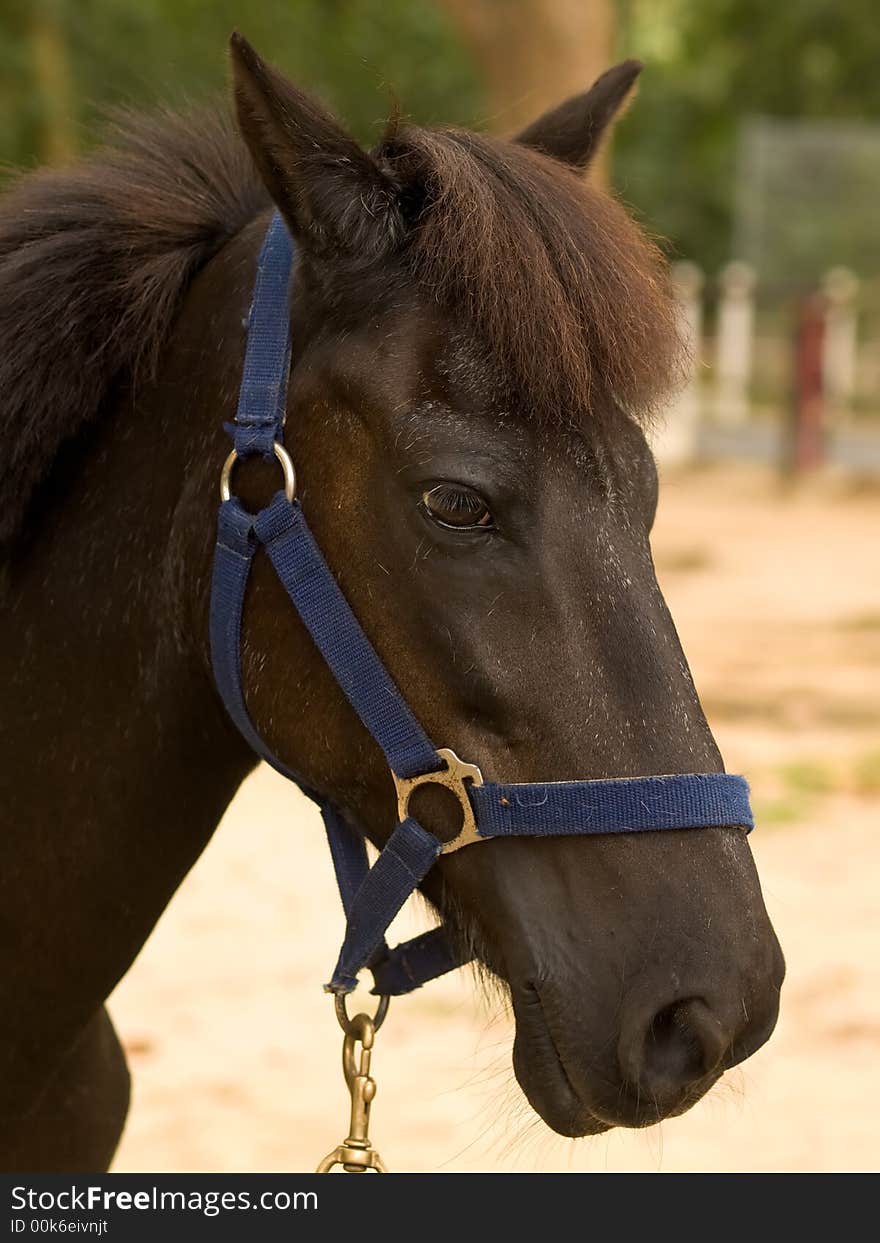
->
622;998;728;1110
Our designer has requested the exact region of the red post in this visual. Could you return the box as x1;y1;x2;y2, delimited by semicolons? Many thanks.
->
788;291;826;472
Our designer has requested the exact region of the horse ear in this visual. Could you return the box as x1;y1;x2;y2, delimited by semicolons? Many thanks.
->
229;32;400;256
514;60;643;170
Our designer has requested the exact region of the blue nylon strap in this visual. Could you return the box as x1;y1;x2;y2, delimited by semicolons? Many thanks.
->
470;773;753;838
211;500;293;776
232;212;294;459
328;818;442;994
319;801;373;914
319;802;466;995
211;497;322;794
319;801;390;980
253;492;441;781
369;927;469;997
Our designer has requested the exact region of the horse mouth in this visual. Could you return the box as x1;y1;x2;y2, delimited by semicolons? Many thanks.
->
511;982;613;1137
511;981;723;1137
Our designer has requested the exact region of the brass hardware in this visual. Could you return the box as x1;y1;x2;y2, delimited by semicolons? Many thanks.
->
334;990;389;1037
393;747;484;854
219;442;296;504
317;1006;389;1174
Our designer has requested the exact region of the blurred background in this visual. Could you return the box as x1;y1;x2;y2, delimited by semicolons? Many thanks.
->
3;0;877;1171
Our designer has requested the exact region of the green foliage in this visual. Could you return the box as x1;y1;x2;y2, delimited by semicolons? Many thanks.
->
779;760;834;797
5;0;879;275
615;0;880;270
0;0;480;170
853;750;880;796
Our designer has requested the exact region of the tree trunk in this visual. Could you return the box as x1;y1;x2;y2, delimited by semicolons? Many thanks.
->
30;0;76;165
438;0;615;176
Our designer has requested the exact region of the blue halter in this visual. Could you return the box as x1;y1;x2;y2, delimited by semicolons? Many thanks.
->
209;213;753;998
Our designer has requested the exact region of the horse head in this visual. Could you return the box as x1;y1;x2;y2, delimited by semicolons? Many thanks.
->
227;34;784;1138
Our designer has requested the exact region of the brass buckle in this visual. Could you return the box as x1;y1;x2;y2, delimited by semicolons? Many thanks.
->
393;747;484;855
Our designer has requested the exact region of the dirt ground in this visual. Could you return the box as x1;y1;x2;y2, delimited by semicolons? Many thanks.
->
110;463;879;1173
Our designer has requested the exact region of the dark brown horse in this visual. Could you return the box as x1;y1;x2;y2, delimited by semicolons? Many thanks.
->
0;35;783;1171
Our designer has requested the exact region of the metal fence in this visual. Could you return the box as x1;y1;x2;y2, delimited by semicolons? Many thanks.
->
653;117;880;473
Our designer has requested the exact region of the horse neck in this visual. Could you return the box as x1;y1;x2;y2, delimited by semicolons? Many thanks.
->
0;217;279;1082
1;216;273;844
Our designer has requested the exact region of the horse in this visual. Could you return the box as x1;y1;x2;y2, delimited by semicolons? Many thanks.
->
0;33;784;1172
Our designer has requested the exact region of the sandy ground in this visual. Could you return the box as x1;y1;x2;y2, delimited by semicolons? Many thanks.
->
110;464;880;1172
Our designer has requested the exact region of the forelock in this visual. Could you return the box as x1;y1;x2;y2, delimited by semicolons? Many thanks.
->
376;124;684;429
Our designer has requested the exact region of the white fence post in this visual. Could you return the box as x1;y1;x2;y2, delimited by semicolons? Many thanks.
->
715;260;756;426
653;261;704;467
822;266;859;418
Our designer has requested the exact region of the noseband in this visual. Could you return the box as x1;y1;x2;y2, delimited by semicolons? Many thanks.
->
210;213;753;1000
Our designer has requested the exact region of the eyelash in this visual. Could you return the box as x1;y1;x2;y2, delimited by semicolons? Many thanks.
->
420;483;495;531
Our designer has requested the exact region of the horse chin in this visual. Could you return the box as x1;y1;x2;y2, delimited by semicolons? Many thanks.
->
514;1067;613;1140
511;984;612;1137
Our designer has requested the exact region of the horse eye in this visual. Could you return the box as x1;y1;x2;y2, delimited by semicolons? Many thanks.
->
421;483;494;531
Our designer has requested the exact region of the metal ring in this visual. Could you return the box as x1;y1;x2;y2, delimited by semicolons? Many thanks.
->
392;747;484;855
334;991;390;1038
219;442;296;504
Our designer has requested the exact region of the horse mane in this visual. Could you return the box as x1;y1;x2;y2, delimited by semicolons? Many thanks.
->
0;100;681;548
381;123;683;432
0;106;267;547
